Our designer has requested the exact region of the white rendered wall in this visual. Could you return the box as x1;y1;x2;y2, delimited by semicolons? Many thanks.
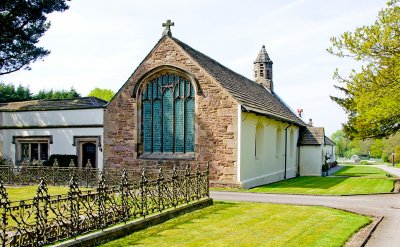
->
299;145;323;176
2;109;103;126
323;144;336;163
1;128;103;169
0;109;104;169
239;112;299;189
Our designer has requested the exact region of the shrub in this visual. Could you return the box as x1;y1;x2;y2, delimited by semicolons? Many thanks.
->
382;153;389;162
43;154;78;167
0;156;6;166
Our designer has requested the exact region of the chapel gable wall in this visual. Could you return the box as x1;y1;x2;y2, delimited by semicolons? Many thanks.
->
104;37;239;186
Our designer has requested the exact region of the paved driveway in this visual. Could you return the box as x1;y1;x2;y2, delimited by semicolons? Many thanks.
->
211;165;400;246
374;164;400;177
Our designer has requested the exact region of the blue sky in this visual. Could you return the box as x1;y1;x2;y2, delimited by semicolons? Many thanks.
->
2;0;387;135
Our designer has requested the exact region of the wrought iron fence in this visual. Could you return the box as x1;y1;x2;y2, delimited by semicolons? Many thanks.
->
0;158;146;187
0;165;209;247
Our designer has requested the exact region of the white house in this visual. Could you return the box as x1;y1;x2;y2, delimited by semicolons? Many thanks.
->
298;126;336;176
0;97;107;169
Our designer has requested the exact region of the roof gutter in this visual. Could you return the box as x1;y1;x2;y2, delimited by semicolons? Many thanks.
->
241;105;304;127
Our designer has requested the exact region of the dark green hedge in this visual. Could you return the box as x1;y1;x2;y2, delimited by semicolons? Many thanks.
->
43;154;78;167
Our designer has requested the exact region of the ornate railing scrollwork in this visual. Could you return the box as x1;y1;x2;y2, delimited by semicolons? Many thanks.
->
0;163;209;246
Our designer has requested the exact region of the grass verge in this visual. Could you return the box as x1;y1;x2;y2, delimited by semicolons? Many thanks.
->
332;165;393;178
212;176;394;195
99;201;371;247
212;165;395;195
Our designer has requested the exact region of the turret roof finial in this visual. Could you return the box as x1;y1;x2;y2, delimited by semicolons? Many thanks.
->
162;19;174;37
254;45;272;64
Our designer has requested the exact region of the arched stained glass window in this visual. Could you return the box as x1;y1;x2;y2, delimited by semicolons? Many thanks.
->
141;74;195;154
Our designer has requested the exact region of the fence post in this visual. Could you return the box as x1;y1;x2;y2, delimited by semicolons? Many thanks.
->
172;165;178;207
7;165;14;184
196;164;201;200
7;159;13;185
184;164;190;203
85;159;91;188
52;158;58;186
157;167;164;212
140;168;148;217
68;176;80;238
0;181;9;247
206;162;210;198
120;170;129;222
34;178;49;246
97;172;107;228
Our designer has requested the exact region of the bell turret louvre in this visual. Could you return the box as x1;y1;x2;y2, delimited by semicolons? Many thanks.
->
254;45;273;91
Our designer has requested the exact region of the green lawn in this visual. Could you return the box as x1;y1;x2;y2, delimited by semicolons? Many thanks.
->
100;201;371;247
332;165;392;178
212;165;396;195
248;176;394;195
6;185;93;201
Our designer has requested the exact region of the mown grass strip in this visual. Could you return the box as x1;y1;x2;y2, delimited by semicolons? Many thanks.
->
99;201;371;247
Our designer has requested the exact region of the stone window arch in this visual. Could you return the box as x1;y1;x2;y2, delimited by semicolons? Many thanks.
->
289;129;295;157
255;122;264;159
276;128;282;159
139;73;195;159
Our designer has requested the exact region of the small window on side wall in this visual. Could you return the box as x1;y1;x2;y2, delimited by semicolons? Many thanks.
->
13;136;52;162
255;122;264;159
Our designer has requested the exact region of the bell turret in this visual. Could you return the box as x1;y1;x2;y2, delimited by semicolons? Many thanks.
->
254;45;273;91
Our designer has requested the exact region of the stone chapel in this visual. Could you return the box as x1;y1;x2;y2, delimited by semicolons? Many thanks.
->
103;21;334;188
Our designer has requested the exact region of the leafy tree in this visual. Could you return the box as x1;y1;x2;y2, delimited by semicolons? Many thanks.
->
328;0;400;139
0;0;70;75
0;82;32;102
370;139;384;158
332;127;400;162
0;82;80;102
330;130;349;157
88;88;115;102
33;88;80;100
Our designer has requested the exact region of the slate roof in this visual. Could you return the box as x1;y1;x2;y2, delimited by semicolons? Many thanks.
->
299;126;325;145
324;136;336;146
298;126;336;146
172;37;304;126
0;97;108;112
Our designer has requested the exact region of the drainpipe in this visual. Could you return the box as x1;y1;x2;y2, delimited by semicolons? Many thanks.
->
284;124;291;179
297;144;300;176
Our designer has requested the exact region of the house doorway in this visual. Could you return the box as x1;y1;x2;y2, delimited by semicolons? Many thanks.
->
73;136;101;168
82;142;96;168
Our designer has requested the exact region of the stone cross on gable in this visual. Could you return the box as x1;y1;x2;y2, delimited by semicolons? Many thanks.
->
162;19;174;37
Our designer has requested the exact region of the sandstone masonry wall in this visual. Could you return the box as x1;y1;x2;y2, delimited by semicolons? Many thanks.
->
104;37;239;186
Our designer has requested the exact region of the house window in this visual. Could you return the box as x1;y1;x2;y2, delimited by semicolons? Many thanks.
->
19;141;49;161
13;136;52;162
141;74;195;155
